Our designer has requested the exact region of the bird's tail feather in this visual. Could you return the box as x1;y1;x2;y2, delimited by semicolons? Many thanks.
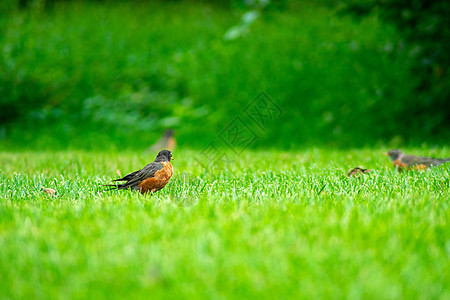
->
103;184;124;191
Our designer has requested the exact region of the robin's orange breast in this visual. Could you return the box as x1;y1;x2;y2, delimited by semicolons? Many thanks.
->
393;159;407;171
138;161;173;194
393;159;427;172
413;164;428;171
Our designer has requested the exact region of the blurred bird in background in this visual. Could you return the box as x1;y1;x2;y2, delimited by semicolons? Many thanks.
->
147;129;176;152
347;167;372;177
384;149;450;171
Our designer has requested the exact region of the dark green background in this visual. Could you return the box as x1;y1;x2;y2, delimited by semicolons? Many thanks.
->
1;0;449;150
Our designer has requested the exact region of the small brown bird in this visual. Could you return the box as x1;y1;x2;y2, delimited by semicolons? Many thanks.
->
347;167;372;177
41;187;57;195
105;150;174;194
384;149;450;171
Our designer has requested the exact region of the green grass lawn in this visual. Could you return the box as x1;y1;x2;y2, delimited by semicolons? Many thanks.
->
0;149;449;299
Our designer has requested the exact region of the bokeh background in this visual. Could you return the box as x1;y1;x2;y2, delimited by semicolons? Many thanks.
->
1;0;449;151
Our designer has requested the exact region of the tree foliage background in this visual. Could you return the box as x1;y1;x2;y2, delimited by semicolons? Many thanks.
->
1;0;449;150
344;0;450;142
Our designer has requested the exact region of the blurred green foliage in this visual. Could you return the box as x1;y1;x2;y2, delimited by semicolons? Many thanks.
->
0;0;447;150
343;0;450;146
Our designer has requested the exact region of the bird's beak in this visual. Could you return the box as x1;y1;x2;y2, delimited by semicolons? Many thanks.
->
171;157;174;160
383;152;389;156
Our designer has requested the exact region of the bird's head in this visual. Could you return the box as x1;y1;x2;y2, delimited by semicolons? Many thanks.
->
163;129;174;138
155;150;174;162
384;149;402;161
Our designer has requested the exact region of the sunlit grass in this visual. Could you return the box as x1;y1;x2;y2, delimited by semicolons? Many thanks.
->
0;148;449;299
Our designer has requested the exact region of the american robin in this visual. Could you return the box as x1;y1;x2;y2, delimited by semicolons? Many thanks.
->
347;167;372;177
147;129;176;152
384;149;450;171
105;150;174;194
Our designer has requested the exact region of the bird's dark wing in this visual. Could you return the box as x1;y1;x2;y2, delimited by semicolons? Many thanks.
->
113;170;141;182
117;162;164;189
403;154;450;166
423;158;450;166
402;154;435;165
